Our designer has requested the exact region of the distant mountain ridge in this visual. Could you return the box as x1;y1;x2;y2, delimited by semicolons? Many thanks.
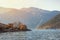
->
0;7;60;29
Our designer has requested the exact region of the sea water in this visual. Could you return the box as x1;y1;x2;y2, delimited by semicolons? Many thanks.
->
0;30;60;40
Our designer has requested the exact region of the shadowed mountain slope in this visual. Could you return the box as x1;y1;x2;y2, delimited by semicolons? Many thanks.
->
37;14;60;29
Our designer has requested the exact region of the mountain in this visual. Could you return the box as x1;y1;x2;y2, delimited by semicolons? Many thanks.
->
0;7;60;29
37;14;60;29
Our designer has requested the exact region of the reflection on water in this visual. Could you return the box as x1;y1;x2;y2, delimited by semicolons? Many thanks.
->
0;30;60;40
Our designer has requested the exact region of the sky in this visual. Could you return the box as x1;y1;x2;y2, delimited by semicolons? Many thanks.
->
0;0;60;11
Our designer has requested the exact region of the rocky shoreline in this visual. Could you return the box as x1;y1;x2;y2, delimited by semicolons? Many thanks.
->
0;29;31;33
0;22;31;33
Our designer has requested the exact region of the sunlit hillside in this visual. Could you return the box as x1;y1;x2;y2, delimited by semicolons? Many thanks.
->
0;7;60;29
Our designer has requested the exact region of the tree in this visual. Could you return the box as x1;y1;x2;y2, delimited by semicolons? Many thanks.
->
7;23;14;28
18;24;27;30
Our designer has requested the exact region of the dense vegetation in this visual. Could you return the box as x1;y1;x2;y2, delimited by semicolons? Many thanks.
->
0;22;31;32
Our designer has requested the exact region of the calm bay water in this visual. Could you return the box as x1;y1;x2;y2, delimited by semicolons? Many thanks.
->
0;30;60;40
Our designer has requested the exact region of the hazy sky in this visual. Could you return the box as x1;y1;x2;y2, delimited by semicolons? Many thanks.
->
0;0;60;11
